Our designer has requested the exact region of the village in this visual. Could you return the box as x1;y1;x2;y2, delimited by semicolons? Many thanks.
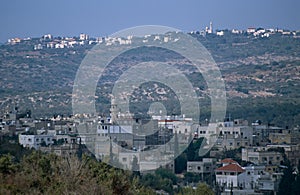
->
6;23;300;51
1;96;300;194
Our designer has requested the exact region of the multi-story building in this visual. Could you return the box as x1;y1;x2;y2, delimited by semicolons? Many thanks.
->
41;143;79;157
239;165;264;188
187;158;216;184
269;129;300;145
187;158;216;174
199;119;253;150
242;147;283;165
19;134;54;149
155;115;194;145
285;144;300;167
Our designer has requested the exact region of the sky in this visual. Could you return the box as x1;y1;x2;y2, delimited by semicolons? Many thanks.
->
0;0;299;43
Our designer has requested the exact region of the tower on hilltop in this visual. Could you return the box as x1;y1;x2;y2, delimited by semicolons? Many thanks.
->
205;21;213;34
110;97;119;124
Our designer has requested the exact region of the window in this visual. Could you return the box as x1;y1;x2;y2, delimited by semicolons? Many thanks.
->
269;160;272;165
197;166;201;170
122;158;127;162
276;156;280;160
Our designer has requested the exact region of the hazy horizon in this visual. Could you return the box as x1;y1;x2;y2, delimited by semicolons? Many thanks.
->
0;0;299;43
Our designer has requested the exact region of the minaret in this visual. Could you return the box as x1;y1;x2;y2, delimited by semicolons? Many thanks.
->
209;21;213;34
110;97;118;124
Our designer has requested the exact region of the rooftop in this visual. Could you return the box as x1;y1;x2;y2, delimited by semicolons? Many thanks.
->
221;158;237;164
216;163;244;173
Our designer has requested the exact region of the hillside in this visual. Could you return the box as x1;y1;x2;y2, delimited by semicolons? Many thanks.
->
0;33;300;127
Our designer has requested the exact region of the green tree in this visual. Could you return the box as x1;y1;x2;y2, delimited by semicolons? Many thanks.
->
195;183;214;195
140;168;177;194
278;159;300;195
0;151;155;194
155;168;177;184
184;172;201;183
178;183;214;195
186;135;195;161
291;160;300;195
175;153;187;174
0;154;17;174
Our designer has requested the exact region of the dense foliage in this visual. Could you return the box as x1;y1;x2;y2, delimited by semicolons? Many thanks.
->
0;151;155;194
0;135;218;194
278;159;300;195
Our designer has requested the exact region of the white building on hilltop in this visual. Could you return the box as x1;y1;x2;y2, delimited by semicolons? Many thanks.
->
79;33;89;40
205;22;213;34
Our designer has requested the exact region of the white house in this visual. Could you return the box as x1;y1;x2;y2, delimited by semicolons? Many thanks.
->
247;27;256;34
215;159;245;188
216;31;224;36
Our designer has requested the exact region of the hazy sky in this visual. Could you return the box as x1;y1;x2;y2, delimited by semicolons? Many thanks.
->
0;0;299;42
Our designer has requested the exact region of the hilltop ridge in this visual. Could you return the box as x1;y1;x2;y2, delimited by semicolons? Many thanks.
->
0;30;300;127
